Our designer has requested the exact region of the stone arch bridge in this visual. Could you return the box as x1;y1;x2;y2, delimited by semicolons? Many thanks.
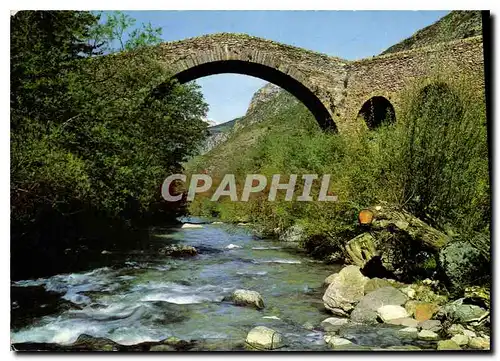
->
154;33;485;133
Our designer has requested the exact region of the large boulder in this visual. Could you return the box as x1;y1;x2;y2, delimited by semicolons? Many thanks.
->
439;240;486;294
436;298;488;323
245;326;284;350
232;289;265;310
350;286;407;324
322;266;368;315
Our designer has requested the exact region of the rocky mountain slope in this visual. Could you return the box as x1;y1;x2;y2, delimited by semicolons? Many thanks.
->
381;11;483;55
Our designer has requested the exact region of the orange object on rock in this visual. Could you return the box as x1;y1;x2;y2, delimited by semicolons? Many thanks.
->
358;209;374;225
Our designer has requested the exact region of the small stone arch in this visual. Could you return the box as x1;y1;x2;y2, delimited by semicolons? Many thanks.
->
357;96;396;130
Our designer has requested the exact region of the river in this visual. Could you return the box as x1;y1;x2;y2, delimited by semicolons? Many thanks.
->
11;217;445;351
11;217;344;351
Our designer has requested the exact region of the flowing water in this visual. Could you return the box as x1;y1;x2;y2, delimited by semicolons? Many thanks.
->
11;218;436;351
11;218;343;350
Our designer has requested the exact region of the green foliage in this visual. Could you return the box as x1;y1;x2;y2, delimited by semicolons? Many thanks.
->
87;11;163;53
188;74;489;259
377;76;489;233
11;11;208;253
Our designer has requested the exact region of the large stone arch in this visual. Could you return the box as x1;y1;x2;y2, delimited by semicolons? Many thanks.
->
172;60;336;131
156;33;350;131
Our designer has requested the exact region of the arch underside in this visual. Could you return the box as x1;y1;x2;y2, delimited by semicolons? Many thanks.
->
171;60;337;132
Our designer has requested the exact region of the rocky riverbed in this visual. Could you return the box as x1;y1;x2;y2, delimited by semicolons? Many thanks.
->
11;218;490;351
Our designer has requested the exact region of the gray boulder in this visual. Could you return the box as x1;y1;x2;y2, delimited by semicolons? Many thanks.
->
350;286;407;324
437;298;488;323
322;266;368;315
439;240;485;293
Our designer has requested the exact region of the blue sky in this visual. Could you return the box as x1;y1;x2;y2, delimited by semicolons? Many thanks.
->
120;11;450;123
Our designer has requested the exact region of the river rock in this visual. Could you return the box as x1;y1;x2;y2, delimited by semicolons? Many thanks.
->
418;319;442;332
181;223;203;229
232;289;265;309
418;330;439;341
322;265;368;315
398;327;419;337
226;244;242;249
320;317;349;332
451;334;469;346
446;323;466;336
159;244;198;257
414;302;439;321
377;305;409;322
468;336;490;350
437;298;488;323
350;286;407;324
437;340;461;350
399;286;416;299
150;345;176;351
245;326;284;350
324;336;352;348
386;317;419;327
462;329;476;338
72;334;118;351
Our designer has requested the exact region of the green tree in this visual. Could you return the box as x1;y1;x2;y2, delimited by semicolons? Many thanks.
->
11;10;208;278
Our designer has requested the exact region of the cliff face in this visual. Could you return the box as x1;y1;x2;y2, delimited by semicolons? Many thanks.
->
200;83;290;154
245;83;282;115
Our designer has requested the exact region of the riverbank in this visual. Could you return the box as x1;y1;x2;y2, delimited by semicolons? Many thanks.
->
11;219;490;351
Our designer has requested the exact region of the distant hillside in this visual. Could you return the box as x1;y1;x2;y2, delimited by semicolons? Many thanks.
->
208;118;239;135
381;11;483;55
187;87;316;175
